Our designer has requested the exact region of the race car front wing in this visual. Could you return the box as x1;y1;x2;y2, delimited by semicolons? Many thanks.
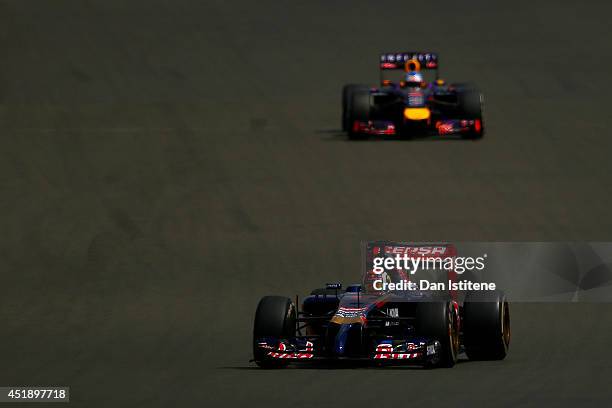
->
351;119;481;137
255;335;442;364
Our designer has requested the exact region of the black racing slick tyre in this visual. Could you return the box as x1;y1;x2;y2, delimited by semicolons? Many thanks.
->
342;84;368;131
457;87;485;139
416;301;459;368
463;291;510;360
347;89;371;140
253;296;296;368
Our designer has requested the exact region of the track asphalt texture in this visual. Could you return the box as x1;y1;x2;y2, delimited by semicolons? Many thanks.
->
1;1;612;406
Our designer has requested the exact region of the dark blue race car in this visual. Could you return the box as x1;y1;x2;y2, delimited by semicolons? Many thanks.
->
341;51;485;140
253;243;510;368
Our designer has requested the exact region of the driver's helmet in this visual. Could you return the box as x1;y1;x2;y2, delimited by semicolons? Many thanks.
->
404;71;424;87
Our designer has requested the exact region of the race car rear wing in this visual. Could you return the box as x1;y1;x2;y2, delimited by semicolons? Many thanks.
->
380;52;439;70
379;52;439;84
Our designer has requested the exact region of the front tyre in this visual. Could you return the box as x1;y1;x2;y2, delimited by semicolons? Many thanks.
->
347;89;371;140
457;88;485;139
342;84;368;131
463;291;510;360
417;301;459;368
253;296;296;368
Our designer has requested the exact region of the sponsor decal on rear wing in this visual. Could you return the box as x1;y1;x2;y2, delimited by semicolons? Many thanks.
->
379;52;439;70
373;243;456;258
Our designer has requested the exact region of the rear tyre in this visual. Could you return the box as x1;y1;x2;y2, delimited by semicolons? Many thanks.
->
457;87;485;139
342;84;368;131
463;291;510;360
347;89;371;140
416;301;459;368
253;296;296;368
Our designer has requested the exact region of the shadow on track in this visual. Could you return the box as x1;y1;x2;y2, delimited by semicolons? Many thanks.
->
316;129;478;143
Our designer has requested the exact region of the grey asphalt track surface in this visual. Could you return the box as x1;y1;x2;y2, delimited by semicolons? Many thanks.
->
1;0;612;407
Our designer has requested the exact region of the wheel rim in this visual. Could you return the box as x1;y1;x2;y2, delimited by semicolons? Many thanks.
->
501;301;511;348
448;306;459;360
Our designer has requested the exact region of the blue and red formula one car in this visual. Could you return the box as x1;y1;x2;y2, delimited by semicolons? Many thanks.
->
253;242;510;368
342;52;484;139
